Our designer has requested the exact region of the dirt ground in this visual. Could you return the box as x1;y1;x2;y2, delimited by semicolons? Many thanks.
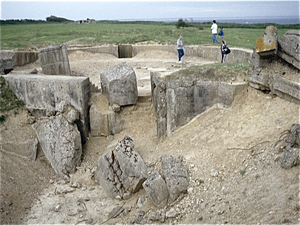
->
1;48;299;224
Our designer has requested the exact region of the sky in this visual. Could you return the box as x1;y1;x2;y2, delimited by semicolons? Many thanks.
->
0;0;299;22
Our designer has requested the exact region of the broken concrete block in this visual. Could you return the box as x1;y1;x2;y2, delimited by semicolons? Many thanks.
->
142;171;169;207
4;74;90;143
100;62;138;106
278;30;300;70
255;26;278;56
161;155;189;201
94;135;148;199
33;115;82;177
281;147;299;169
0;51;14;74
39;43;71;75
286;124;300;148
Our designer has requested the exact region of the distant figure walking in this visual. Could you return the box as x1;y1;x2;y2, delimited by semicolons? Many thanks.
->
218;26;224;40
177;35;184;63
221;40;228;63
211;20;220;44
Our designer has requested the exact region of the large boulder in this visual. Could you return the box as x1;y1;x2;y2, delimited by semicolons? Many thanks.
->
100;62;138;106
94;135;148;199
33;115;82;178
278;30;300;70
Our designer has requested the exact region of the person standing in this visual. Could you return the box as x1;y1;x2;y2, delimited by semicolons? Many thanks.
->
211;20;219;44
221;40;227;63
177;35;184;63
218;26;224;40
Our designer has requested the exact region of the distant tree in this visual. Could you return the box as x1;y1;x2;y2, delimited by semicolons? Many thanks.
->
176;19;189;28
46;15;73;23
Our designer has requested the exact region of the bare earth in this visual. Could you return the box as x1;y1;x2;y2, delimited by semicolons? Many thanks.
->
1;49;299;224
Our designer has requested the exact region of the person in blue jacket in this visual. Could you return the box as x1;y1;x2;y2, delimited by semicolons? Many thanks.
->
218;26;224;40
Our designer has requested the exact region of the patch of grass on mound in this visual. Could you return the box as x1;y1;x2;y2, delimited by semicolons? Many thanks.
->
0;76;25;123
166;62;252;82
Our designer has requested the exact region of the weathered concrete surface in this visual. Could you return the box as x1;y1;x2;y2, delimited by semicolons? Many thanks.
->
142;171;169;207
161;155;189;201
249;28;300;104
281;147;299;169
90;93;123;137
151;71;247;138
14;51;39;66
3;74;90;143
255;26;278;56
100;62;138;106
67;45;119;58
286;124;300;148
39;43;71;75
278;30;300;70
33;115;82;178
0;51;14;74
94;135;148;199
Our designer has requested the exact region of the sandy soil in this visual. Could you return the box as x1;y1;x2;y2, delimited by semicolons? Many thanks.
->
1;48;299;224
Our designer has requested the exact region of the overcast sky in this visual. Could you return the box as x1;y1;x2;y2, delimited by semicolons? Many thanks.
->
1;0;299;21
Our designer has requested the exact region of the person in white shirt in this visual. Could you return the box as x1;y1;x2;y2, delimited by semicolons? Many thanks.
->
177;35;184;63
211;20;220;44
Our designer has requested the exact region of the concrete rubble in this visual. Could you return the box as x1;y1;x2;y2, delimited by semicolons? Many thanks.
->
0;51;14;75
94;135;148;199
100;62;138;106
161;155;189;201
33;114;82;178
255;26;278;56
142;171;169;207
249;27;300;104
3;74;90;143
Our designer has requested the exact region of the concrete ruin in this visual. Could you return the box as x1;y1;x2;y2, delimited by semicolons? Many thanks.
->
100;62;138;106
33;115;82;178
151;70;247;138
94;135;148;199
3;74;90;143
89;93;124;137
248;27;300;104
0;51;14;75
39;43;72;75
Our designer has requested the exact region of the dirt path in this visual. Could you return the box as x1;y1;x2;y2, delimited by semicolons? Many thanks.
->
1;49;299;224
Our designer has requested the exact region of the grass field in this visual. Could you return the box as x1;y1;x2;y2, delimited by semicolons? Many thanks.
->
0;21;299;50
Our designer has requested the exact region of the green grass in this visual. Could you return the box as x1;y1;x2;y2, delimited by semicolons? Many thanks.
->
0;76;25;124
0;21;298;50
166;62;252;82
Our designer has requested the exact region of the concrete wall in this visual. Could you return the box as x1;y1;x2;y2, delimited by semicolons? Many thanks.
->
67;45;119;58
14;51;39;66
151;71;247;138
132;45;253;63
4;74;90;143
